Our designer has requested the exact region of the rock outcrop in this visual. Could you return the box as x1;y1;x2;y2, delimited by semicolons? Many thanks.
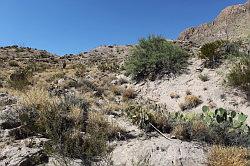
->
178;1;250;45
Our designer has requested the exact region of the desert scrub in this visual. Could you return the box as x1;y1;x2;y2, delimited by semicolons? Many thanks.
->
227;56;250;91
199;40;246;68
198;74;209;82
125;104;173;133
8;60;19;67
18;89;122;162
126;103;250;146
125;35;188;81
171;123;190;140
199;40;227;67
78;79;104;97
7;62;47;91
88;111;126;140
74;63;86;77
123;88;137;100
179;95;202;111
97;61;120;72
208;146;249;166
46;72;65;82
8;69;31;91
110;85;123;95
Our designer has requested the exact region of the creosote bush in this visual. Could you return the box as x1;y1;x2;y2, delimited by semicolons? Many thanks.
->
125;35;188;81
199;40;246;68
199;40;227;67
227;56;250;92
200;40;226;59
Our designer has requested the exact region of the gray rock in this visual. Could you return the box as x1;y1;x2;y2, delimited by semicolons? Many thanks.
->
0;106;20;130
0;144;48;166
0;93;17;107
110;137;208;166
44;157;83;166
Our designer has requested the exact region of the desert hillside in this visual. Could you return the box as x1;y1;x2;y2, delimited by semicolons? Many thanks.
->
0;2;249;166
178;1;250;44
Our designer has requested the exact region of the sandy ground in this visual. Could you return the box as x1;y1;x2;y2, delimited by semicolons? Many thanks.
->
136;58;250;124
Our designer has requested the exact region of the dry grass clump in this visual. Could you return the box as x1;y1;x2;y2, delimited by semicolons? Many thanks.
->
104;102;127;114
147;111;172;133
123;88;137;100
88;111;125;140
170;92;180;99
191;120;210;141
171;124;190;140
208;146;249;166
19;87;54;110
179;95;202;111
69;106;83;123
45;71;65;82
110;85;123;95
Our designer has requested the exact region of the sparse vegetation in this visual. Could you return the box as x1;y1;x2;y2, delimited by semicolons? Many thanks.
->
8;69;31;91
227;56;250;92
125;35;188;81
111;85;123;95
171;123;190;140
125;103;250;146
0;31;249;165
198;74;209;82
97;61;120;72
18;88;124;162
123;88;137;100
179;95;202;111
199;40;227;67
8;60;19;67
208;146;249;166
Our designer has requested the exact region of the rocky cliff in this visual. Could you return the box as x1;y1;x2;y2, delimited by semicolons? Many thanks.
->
178;1;250;45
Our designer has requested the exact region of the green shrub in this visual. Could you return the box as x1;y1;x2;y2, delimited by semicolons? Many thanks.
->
125;35;188;80
74;63;86;77
25;62;48;73
97;61;120;72
227;56;250;91
199;40;227;67
8;69;31;91
9;61;19;67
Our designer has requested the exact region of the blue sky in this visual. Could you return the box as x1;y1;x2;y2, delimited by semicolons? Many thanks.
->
0;0;246;55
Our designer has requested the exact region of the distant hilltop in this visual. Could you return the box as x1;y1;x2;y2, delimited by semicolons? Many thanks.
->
178;1;250;44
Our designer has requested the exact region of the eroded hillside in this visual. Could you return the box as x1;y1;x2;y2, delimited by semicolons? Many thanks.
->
0;2;249;166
